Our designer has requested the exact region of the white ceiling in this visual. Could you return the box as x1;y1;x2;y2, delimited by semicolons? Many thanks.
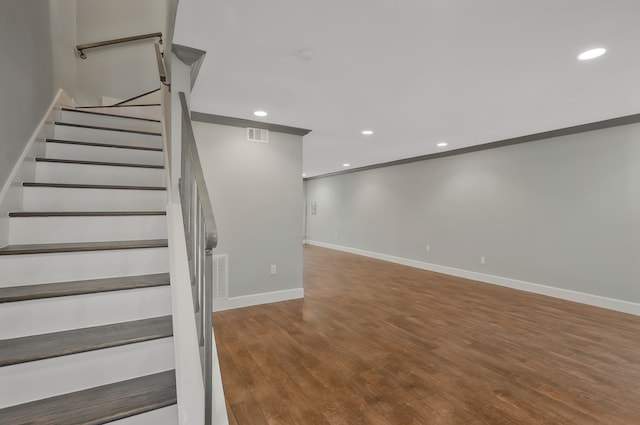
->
175;0;640;177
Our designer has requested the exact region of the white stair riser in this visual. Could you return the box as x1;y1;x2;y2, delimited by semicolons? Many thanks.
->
109;405;178;425
46;143;163;166
76;106;161;121
0;338;174;408
10;216;167;245
35;162;165;186
23;187;166;211
54;125;162;149
0;247;169;287
61;110;161;133
0;286;171;338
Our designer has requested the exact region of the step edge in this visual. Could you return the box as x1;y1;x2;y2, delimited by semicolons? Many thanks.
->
55;122;161;137
0;333;173;367
23;182;166;191
0;239;169;256
61;107;161;123
46;139;163;152
9;211;167;217
0;370;176;423
0;276;170;304
35;157;165;169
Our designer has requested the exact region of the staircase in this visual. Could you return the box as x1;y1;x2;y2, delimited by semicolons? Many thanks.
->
0;100;178;424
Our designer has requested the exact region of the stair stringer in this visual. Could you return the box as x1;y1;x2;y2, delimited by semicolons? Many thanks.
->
0;89;73;248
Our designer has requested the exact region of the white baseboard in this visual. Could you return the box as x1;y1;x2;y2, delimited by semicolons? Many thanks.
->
0;89;72;248
307;240;640;316
213;288;304;312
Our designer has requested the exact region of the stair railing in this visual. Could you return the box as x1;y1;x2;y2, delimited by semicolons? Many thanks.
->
76;32;162;59
178;92;218;425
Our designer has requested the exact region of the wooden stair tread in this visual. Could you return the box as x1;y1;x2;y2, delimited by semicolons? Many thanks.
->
0;273;170;303
55;122;161;137
61;107;161;123
0;370;176;425
0;316;173;366
0;239;168;255
76;103;161;108
46;138;163;152
35;157;164;169
9;211;166;217
23;182;165;190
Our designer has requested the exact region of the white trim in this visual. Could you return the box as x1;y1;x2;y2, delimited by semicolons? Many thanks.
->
213;288;304;312
307;240;640;316
0;89;71;248
0;89;68;206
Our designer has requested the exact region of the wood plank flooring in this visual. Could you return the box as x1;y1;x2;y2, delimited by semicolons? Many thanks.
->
214;245;640;425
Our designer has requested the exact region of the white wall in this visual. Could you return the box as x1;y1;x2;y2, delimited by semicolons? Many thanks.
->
50;0;77;100
0;1;54;189
75;0;167;105
0;1;78;247
305;123;640;308
192;122;304;302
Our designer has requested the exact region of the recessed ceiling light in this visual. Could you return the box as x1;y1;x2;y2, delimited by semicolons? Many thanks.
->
362;130;374;135
437;142;448;147
302;173;306;177
343;163;350;167
254;110;268;117
578;48;606;61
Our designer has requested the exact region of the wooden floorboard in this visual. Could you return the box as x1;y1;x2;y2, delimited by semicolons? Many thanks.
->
0;315;172;366
214;245;640;425
0;370;176;425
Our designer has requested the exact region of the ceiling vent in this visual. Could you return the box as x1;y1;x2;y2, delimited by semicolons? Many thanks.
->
247;127;269;143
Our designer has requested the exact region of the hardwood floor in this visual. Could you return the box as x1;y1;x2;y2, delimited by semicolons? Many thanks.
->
214;245;640;424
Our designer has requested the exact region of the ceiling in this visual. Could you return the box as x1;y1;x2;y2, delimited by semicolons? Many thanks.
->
174;0;640;177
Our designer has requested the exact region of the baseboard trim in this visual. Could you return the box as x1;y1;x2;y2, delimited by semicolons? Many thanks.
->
213;288;304;312
0;89;71;248
306;240;640;316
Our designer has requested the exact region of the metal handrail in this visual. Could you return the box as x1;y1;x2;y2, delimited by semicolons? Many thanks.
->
77;32;162;59
178;91;218;425
154;42;167;85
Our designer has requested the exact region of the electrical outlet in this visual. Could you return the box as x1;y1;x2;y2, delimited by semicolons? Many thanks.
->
270;264;277;275
426;244;431;252
480;256;486;265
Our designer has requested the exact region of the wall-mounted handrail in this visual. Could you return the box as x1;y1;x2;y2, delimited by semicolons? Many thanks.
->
178;91;218;425
77;32;163;59
154;42;167;85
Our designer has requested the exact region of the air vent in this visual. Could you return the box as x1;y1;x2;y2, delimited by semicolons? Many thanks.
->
247;127;269;143
213;254;229;300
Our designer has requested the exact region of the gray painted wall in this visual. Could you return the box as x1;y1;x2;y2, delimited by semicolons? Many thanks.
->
0;1;55;189
192;122;304;298
75;0;167;105
306;123;640;303
50;0;77;101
